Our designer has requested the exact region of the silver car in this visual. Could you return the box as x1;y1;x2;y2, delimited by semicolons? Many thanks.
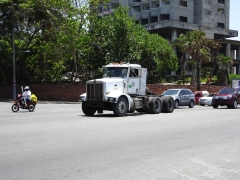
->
198;93;216;106
161;89;195;108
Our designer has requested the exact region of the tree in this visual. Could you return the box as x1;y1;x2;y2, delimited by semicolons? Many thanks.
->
216;54;233;86
88;6;178;83
173;31;211;90
0;0;90;83
208;42;222;80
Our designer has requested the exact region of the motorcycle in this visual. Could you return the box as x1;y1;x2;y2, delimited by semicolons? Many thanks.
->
11;94;37;112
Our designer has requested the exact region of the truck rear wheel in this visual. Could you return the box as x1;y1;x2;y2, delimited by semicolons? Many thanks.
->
113;97;128;117
149;97;162;114
162;96;174;113
82;102;96;116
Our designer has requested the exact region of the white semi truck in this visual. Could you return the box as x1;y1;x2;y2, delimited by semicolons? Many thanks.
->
79;62;174;116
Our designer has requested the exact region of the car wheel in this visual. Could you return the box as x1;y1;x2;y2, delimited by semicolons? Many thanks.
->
227;105;232;109
233;100;238;109
189;100;194;108
174;100;179;109
213;105;218;108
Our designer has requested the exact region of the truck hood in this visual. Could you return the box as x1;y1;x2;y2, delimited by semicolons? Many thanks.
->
87;78;123;83
87;78;124;96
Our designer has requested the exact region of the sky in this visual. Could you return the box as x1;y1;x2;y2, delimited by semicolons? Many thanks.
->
229;0;240;40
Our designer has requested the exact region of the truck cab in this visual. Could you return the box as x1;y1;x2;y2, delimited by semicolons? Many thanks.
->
103;63;147;96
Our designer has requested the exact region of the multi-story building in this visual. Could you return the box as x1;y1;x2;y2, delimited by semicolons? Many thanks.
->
97;0;240;76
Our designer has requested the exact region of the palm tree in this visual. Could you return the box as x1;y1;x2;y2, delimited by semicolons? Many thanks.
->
207;42;222;81
217;54;233;86
173;31;211;90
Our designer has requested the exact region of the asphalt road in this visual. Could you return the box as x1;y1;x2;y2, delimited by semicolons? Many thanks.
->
1;102;240;180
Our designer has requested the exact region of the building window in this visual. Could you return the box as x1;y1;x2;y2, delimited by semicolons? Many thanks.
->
142;5;150;10
98;7;102;13
218;0;225;4
218;8;224;14
206;0;212;4
160;14;170;20
151;16;158;23
132;0;141;2
217;22;224;28
180;0;187;7
103;5;110;11
111;4;119;10
132;6;141;13
179;16;187;22
141;18;148;25
161;0;170;6
205;11;212;15
152;2;159;8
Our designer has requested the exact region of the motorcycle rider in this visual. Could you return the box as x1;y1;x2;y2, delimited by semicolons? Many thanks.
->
22;86;32;106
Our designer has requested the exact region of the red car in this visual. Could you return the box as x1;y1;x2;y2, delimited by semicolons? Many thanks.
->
194;90;209;105
212;87;240;109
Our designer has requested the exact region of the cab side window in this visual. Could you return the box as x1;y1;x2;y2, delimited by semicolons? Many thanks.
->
130;69;138;77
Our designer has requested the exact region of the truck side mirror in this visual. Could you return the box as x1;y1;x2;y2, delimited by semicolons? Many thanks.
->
138;69;142;77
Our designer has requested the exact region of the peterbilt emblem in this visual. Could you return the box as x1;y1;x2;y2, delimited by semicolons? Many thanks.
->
128;82;135;88
131;82;135;87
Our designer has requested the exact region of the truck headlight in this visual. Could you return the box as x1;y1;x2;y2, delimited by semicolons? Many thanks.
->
79;96;84;101
107;97;116;102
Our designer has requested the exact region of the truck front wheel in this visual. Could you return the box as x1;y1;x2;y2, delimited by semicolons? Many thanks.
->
82;102;96;116
113;97;128;117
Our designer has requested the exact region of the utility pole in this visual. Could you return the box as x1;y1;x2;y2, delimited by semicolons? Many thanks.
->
12;29;16;100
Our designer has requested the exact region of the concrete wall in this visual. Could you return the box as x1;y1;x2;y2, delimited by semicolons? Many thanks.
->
0;84;224;102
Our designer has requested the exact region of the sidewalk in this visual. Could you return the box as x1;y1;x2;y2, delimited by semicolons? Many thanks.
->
0;99;80;104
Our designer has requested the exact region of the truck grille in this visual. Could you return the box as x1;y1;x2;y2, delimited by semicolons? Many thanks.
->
87;83;103;100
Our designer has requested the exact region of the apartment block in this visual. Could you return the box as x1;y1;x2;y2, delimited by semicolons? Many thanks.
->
97;0;240;75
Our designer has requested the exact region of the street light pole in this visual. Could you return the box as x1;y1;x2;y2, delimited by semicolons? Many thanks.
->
12;29;16;100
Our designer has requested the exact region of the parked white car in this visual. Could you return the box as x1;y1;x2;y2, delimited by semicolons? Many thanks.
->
198;93;216;106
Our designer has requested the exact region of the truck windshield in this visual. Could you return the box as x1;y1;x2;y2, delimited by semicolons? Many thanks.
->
103;67;128;78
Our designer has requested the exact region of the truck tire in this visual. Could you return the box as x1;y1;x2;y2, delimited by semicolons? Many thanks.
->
149;97;162;114
113;97;128;117
162;96;174;113
82;102;96;116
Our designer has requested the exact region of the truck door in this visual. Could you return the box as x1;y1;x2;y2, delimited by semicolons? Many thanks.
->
128;68;140;95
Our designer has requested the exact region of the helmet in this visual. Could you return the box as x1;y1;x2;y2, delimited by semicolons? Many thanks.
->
24;86;29;90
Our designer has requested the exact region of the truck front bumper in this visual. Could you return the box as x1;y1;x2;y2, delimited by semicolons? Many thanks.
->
85;100;105;108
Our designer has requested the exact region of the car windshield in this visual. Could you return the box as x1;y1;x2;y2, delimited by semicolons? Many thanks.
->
103;67;128;78
162;90;179;95
219;88;236;94
208;94;215;97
